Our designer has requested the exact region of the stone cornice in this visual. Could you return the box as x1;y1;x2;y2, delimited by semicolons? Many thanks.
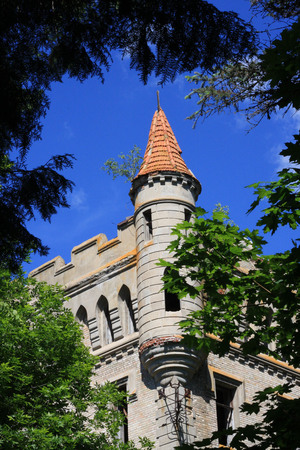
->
139;335;183;354
225;340;300;380
94;332;139;367
130;171;201;205
139;333;299;381
64;250;137;296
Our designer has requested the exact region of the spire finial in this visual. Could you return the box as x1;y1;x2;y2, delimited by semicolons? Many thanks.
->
156;90;160;111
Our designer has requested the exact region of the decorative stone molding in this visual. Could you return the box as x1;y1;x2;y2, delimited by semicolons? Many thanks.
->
140;337;206;387
72;234;106;255
139;335;182;354
88;317;101;350
97;237;120;255
29;256;65;278
110;307;124;341
131;297;139;330
130;171;201;206
55;262;75;276
225;345;300;382
94;332;139;366
64;252;136;296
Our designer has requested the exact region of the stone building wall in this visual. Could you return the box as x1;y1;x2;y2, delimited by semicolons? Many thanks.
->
30;106;300;449
30;215;300;448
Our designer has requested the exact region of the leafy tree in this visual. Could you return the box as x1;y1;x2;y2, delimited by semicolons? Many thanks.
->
0;269;153;449
160;1;300;448
0;0;258;273
161;203;299;366
161;203;300;449
185;2;299;127
102;146;142;182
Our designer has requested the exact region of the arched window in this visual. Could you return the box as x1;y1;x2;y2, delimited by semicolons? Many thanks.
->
97;296;114;346
76;305;91;346
164;268;181;312
118;285;137;335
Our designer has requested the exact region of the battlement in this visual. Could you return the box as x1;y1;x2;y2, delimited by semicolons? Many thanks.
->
29;216;136;287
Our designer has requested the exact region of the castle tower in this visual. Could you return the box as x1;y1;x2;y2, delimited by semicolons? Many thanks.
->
130;104;205;447
29;101;300;450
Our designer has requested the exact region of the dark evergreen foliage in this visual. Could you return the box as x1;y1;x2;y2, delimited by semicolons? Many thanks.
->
0;0;257;272
0;154;75;273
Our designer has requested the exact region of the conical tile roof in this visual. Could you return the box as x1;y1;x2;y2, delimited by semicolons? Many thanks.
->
135;108;196;179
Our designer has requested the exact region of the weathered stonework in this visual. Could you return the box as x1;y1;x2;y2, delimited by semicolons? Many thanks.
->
30;107;300;449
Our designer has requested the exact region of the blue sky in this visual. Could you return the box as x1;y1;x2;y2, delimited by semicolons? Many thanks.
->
24;1;299;274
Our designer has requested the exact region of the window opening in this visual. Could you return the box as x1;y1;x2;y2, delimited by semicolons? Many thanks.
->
118;384;128;443
119;285;137;335
126;296;137;333
97;296;114;345
164;268;181;312
76;305;88;325
184;208;192;223
215;383;235;446
76;306;91;346
105;307;114;344
143;209;153;240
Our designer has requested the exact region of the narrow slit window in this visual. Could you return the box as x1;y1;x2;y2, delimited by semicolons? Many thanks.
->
143;209;153;241
164;268;181;312
184;208;192;223
104;305;114;344
184;209;192;236
118;384;128;443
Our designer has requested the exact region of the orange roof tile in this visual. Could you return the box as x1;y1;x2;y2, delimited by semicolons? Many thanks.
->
135;108;195;179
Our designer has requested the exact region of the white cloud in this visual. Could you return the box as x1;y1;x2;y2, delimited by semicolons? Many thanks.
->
270;144;289;171
233;112;249;130
290;108;300;130
68;188;88;210
270;142;299;172
267;108;300;173
272;107;300;136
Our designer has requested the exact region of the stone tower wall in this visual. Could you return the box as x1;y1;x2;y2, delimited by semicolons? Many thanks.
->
133;173;201;346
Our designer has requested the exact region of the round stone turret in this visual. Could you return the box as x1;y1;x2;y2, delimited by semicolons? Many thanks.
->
130;107;205;386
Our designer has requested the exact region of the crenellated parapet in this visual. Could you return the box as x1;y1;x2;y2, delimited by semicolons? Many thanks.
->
29;217;136;287
130;171;200;209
